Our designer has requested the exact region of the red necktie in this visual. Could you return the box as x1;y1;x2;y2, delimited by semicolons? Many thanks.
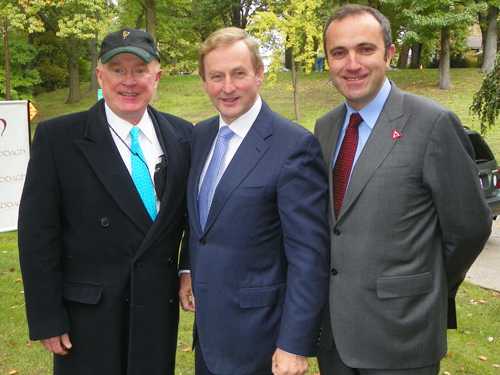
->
333;113;363;219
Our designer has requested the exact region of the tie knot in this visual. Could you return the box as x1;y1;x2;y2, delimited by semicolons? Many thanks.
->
129;127;140;142
219;125;235;141
348;113;363;129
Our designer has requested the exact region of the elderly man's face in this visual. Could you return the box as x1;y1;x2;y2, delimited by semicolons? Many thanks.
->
96;53;162;125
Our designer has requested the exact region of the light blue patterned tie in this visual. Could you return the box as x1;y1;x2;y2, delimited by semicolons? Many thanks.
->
129;127;157;221
198;126;234;231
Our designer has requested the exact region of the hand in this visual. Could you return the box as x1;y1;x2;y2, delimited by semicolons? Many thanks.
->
40;333;72;355
179;273;195;312
272;348;308;375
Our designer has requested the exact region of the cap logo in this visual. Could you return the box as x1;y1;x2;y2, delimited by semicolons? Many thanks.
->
123;31;130;39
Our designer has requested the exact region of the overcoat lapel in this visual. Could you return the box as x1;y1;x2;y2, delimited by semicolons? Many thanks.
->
339;85;410;219
76;101;152;235
136;108;189;256
200;103;272;234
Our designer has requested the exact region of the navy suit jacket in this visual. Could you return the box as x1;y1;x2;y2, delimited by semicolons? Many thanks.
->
180;101;330;374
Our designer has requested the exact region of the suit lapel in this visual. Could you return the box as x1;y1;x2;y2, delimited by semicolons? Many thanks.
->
339;84;410;219
324;107;345;225
189;118;219;235
77;101;152;235
201;103;272;233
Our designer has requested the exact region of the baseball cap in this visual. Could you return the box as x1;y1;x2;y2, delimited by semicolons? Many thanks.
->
99;27;160;63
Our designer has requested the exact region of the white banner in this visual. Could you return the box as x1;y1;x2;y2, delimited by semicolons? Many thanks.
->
0;101;30;233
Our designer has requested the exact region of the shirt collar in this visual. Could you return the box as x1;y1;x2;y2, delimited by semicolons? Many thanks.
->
218;96;262;139
345;78;391;130
104;103;155;142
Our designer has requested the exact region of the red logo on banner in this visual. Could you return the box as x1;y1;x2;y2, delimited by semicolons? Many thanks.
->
0;119;6;137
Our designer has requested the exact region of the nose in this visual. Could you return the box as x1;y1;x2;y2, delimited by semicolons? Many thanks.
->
123;72;136;86
345;52;361;71
222;76;235;93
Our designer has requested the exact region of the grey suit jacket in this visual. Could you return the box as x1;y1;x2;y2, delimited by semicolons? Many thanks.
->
314;83;491;370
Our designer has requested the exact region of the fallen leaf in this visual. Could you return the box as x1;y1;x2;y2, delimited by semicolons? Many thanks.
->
182;347;191;352
26;342;31;346
460;366;465;370
443;372;451;375
479;299;486;304
492;364;499;368
468;313;474;317
9;370;18;375
10;341;18;347
469;341;476;345
478;355;488;361
488;337;494;343
14;278;21;282
9;268;15;272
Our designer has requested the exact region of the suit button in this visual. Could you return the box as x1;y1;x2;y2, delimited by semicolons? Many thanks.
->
333;229;340;236
331;268;338;276
169;299;174;305
126;299;131;306
167;257;175;266
101;218;109;227
134;260;141;267
199;239;206;245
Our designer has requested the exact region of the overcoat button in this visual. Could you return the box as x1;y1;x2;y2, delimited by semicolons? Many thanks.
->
167;258;174;265
333;229;340;236
199;239;206;245
169;299;174;305
101;218;109;227
134;260;140;267
331;268;338;276
126;299;131;306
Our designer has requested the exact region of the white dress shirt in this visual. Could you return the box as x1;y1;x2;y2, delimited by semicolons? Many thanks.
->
105;103;164;212
198;96;263;198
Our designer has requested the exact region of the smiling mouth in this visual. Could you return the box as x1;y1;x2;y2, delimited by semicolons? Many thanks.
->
222;98;238;103
121;93;138;97
345;77;364;81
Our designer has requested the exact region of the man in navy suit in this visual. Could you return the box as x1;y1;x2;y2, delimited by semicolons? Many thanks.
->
18;28;192;374
179;27;330;375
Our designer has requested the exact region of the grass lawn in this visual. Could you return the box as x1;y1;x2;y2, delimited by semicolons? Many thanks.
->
2;68;500;374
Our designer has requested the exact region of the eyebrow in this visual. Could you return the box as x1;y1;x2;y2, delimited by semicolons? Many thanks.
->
329;42;379;54
207;65;249;76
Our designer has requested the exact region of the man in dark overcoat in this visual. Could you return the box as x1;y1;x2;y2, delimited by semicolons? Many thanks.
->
18;27;192;374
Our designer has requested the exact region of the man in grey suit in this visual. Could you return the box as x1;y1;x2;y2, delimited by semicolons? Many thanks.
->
315;5;492;375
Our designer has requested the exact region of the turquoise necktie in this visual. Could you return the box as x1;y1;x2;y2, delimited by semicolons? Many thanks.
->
129;127;157;220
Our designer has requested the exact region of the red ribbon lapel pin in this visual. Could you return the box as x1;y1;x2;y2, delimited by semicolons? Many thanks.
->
391;129;402;140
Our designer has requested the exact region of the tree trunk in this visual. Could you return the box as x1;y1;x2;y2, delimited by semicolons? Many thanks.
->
438;27;452;90
480;5;498;73
66;36;83;104
27;33;35;71
145;0;157;42
291;55;301;121
409;42;421;69
396;45;410;69
89;11;99;92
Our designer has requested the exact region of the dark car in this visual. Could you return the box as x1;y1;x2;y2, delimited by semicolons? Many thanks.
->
465;127;500;218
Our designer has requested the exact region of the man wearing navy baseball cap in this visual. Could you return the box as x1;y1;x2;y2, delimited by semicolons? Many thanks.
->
18;27;192;374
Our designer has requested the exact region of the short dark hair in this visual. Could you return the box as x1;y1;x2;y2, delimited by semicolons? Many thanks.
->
323;5;392;55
